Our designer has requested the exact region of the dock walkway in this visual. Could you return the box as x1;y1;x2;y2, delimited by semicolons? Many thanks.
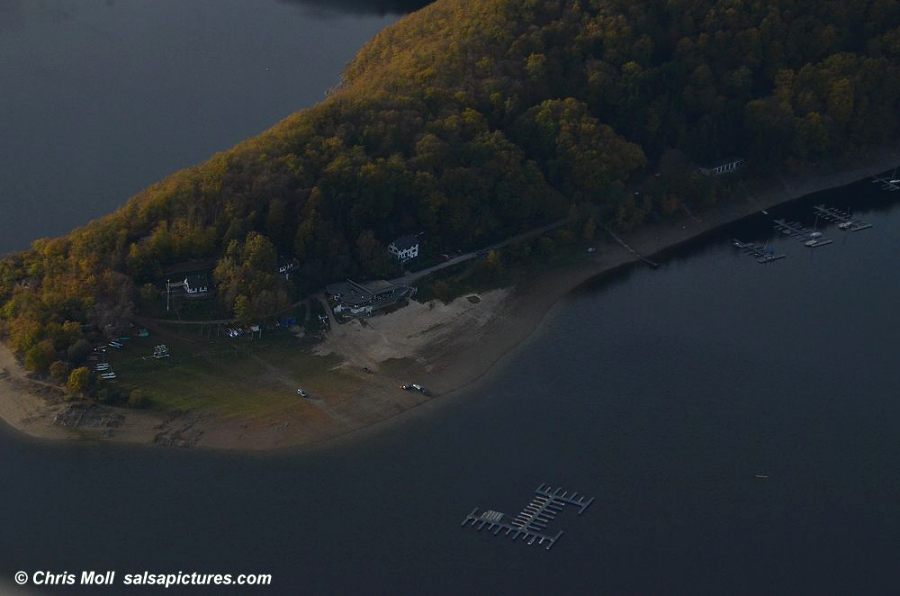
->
773;219;833;247
731;240;786;264
461;484;594;551
813;205;872;231
872;175;899;192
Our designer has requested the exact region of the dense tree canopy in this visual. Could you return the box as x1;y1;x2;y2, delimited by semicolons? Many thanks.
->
2;0;900;370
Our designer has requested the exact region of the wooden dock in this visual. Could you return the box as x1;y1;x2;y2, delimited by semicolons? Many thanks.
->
872;175;899;192
461;484;594;551
732;240;787;264
773;219;832;248
773;219;808;238
813;205;872;231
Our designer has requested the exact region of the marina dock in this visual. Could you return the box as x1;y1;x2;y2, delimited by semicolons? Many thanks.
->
461;484;594;551
732;240;787;264
773;219;832;247
872;175;899;192
812;205;872;231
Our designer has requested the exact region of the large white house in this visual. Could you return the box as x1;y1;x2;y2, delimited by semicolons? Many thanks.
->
388;234;420;263
183;273;209;296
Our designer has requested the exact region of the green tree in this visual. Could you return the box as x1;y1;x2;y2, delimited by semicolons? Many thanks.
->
24;339;56;374
49;360;69;382
66;339;92;365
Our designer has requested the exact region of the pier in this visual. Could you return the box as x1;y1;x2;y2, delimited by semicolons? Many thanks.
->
773;219;832;247
872;175;899;192
812;205;872;231
461;484;594;551
732;240;787;264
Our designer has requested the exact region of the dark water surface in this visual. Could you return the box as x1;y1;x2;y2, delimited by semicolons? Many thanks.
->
1;182;898;594
2;1;900;593
0;0;412;254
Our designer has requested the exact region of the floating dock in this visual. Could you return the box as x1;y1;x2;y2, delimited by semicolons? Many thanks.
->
773;219;832;248
732;239;787;263
872;175;899;192
461;484;594;551
813;205;872;231
773;219;808;238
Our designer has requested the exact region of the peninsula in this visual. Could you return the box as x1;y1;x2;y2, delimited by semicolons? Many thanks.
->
2;0;900;450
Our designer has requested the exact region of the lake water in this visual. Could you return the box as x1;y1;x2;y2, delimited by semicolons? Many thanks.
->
0;0;411;254
2;183;898;594
2;2;900;594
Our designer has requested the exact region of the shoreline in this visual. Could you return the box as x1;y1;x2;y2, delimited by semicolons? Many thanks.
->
2;151;898;452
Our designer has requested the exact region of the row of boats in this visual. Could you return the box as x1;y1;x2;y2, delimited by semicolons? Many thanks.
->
93;361;117;380
732;203;874;262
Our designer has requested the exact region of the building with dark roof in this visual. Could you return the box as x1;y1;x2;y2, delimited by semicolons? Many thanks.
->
325;279;413;317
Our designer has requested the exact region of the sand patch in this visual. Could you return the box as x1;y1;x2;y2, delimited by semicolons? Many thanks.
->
314;290;509;369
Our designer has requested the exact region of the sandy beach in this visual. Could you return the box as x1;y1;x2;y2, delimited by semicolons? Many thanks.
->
2;150;898;451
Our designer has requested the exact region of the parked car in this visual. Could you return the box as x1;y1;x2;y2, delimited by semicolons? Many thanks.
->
401;383;430;396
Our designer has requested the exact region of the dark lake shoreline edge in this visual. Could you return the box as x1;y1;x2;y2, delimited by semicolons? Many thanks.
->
1;151;898;456
241;151;900;457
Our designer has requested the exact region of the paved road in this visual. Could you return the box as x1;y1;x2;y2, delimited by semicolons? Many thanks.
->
389;218;569;286
144;218;570;325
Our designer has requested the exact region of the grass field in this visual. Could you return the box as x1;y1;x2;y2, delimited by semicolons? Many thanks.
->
106;326;358;419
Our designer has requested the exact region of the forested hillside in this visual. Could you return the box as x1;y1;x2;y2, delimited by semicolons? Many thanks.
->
3;0;900;375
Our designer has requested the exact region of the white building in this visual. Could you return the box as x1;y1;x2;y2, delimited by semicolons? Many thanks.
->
698;157;745;176
277;257;299;280
388;235;420;263
183;274;208;295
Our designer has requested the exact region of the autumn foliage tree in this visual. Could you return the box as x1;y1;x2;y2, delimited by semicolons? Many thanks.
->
66;367;91;396
214;232;289;325
2;0;900;370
